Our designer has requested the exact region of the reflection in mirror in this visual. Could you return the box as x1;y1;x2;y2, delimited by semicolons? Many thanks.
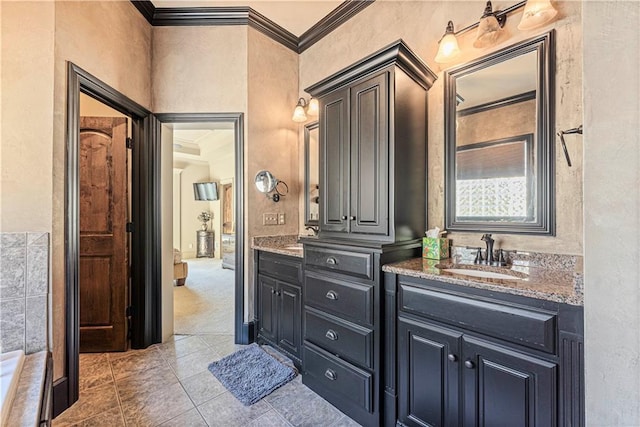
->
304;122;319;226
255;170;277;193
445;31;555;235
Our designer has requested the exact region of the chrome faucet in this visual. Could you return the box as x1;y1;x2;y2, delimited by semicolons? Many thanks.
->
305;225;319;236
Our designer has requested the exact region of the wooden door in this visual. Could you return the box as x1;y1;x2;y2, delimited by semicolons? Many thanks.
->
398;316;462;427
222;182;233;234
319;87;350;233
79;117;129;352
350;71;389;237
462;336;557;427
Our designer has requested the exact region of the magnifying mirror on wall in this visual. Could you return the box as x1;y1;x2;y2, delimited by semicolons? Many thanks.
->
255;170;288;202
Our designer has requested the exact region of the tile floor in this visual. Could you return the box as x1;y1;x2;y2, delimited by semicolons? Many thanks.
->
53;334;361;427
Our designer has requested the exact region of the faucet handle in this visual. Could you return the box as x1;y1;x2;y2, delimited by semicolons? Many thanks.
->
481;233;493;242
474;247;483;264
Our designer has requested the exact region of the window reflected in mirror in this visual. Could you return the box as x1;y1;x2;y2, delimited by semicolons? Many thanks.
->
445;31;555;235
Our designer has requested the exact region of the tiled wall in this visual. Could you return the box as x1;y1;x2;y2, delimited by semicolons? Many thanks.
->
0;232;49;354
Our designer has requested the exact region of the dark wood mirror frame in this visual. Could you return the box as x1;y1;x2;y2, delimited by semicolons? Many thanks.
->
444;30;556;235
304;121;319;226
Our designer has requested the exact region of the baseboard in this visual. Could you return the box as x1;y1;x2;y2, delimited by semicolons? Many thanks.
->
52;377;69;418
239;321;255;345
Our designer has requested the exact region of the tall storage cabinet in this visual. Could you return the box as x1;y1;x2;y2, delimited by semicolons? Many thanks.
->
308;40;437;243
302;40;436;427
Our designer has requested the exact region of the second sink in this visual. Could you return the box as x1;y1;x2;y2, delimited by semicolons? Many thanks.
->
440;268;523;281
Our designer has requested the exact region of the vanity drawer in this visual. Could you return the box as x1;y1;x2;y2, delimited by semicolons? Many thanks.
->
303;343;373;413
305;307;373;369
258;251;302;283
399;281;557;353
305;273;373;325
305;246;373;280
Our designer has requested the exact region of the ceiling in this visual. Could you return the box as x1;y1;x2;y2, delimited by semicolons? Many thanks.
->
151;0;343;36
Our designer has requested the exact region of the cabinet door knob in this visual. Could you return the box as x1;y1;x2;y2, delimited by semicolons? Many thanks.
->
276;291;281;296
447;354;457;362
326;257;337;265
271;289;276;294
325;290;338;300
341;215;348;220
324;369;337;381
325;329;338;341
349;216;356;220
464;360;475;369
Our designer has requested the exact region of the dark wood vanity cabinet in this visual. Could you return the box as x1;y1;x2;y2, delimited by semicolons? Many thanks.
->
307;40;436;243
255;251;303;366
302;239;421;427
386;273;584;427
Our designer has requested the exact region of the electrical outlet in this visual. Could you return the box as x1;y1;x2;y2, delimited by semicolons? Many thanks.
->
263;213;278;225
278;213;286;225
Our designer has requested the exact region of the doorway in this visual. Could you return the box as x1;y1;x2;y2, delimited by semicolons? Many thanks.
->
156;113;245;344
78;94;131;353
166;121;237;335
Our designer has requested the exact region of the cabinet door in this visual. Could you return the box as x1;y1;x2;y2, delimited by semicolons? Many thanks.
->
319;87;350;233
257;275;278;343
349;71;389;237
462;336;557;427
398;316;462;427
277;281;302;359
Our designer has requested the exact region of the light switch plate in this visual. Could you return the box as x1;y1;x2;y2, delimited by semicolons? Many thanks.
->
263;213;278;225
278;213;286;225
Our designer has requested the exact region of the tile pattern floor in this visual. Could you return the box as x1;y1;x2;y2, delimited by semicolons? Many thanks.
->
53;334;361;427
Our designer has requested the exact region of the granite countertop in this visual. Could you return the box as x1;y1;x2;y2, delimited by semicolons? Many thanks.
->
251;235;304;258
7;351;47;427
382;257;584;306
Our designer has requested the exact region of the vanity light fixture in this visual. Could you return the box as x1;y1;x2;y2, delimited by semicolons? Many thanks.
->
292;97;319;123
517;0;558;31
435;21;461;64
474;1;507;48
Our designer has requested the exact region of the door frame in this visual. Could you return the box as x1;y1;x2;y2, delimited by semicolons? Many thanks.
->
156;113;246;343
57;63;156;416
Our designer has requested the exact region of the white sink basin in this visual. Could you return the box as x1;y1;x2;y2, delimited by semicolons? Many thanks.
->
442;268;522;280
283;244;303;250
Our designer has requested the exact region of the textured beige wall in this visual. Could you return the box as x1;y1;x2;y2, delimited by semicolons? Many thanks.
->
299;0;583;255
151;26;248;113
583;1;640;424
51;0;151;380
1;2;55;232
247;28;300;317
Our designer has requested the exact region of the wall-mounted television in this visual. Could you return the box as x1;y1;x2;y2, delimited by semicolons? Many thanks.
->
193;182;219;201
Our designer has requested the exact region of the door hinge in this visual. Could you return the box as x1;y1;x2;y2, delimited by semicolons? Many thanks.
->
126;222;134;233
126;137;133;149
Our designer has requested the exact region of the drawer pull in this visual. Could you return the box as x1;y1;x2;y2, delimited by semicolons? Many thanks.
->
464;360;475;369
325;329;338;341
324;369;337;381
326;257;337;265
325;290;338;300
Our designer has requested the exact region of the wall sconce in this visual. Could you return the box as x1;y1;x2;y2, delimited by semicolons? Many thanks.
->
292;97;319;123
473;1;507;48
434;21;461;64
518;0;558;31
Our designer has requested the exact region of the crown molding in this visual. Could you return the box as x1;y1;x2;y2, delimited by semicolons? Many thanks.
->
130;0;375;53
298;0;375;53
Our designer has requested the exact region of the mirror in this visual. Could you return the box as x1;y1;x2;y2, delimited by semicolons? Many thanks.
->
255;170;288;202
255;170;277;193
445;31;555;235
304;122;319;226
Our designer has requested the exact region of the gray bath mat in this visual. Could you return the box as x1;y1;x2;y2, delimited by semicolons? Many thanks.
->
208;343;297;405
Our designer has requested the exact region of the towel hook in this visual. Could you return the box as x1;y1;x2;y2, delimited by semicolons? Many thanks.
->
557;125;583;167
